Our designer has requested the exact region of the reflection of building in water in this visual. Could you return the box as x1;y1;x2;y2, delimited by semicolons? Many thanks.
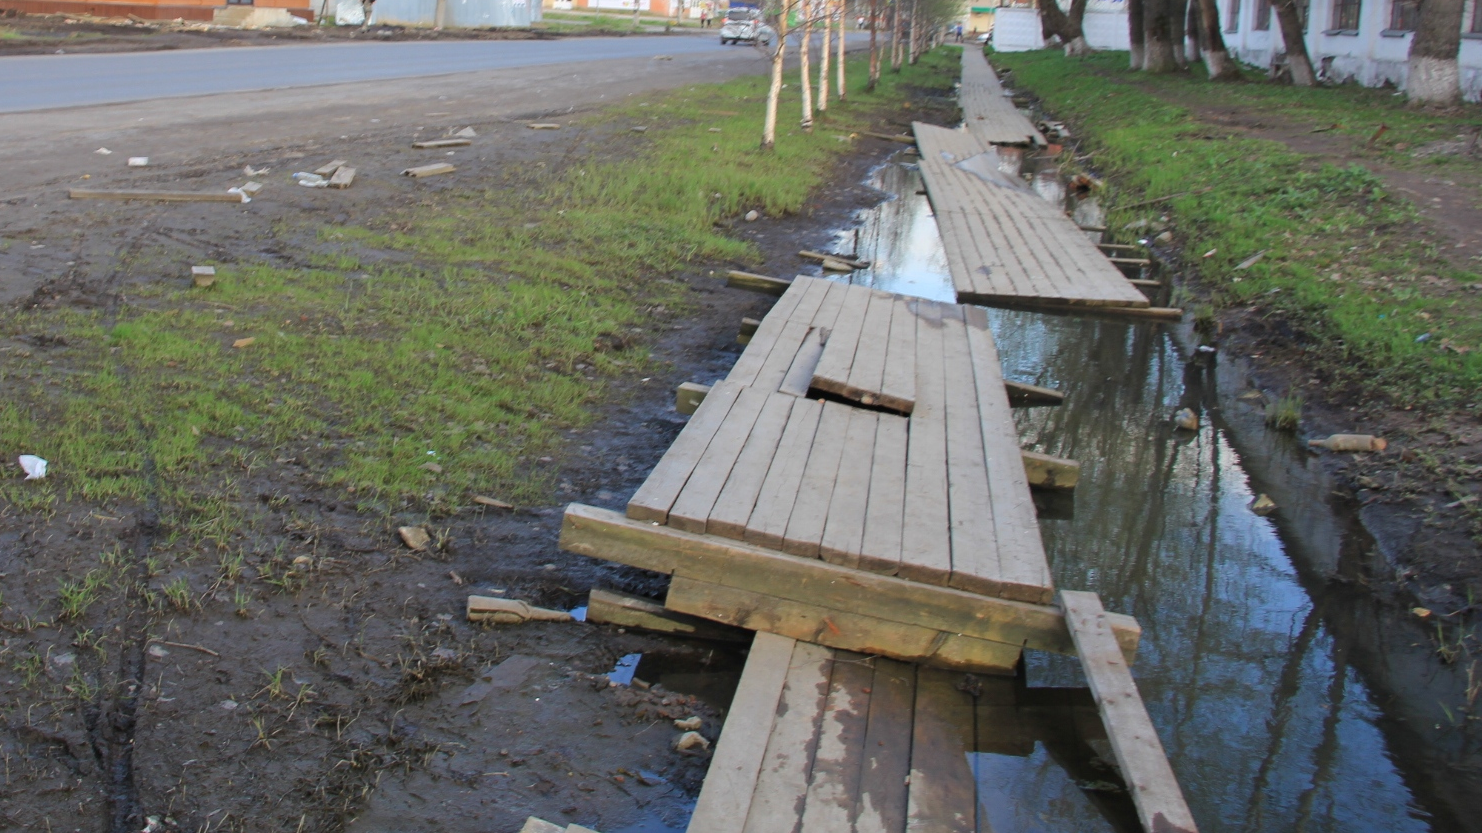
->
834;161;955;303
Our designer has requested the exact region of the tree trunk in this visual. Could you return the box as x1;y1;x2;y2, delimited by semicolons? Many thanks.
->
1195;0;1242;78
1186;0;1200;56
867;0;880;90
819;2;832;111
763;4;789;150
1272;0;1316;85
1170;0;1188;66
1143;0;1178;71
890;0;903;71
907;0;918;64
1128;0;1146;68
1406;0;1464;105
800;8;814;130
837;0;848;100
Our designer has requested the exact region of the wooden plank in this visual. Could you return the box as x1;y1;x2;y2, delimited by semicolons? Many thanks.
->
905;666;978;832
742;640;834;833
402;163;456;177
940;307;1003;596
741;398;825;549
727;280;812;386
668;385;773;534
807;282;873;398
879;297;918;414
738;317;762;342
757;278;847;394
856;659;916;831
779;325;828;398
626;380;744;523
858;412;909;576
781;401;853;558
800;249;870;270
327;166;357;189
842;290;896;406
727;270;792;296
560;505;1135;654
675;381;711;416
748;278;834;392
818;408;881;568
586;588;750;643
666;575;1023;673
706;393;799;539
1004;380;1064;407
798;652;876;832
900;302;951;586
1061;591;1199;833
688;632;797;833
412;138;471;148
68;189;242;203
314;159;349;176
1022;449;1080;490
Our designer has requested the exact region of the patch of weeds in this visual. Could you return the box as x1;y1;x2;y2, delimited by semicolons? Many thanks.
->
1265;393;1304;431
57;569;108;621
161;576;195;613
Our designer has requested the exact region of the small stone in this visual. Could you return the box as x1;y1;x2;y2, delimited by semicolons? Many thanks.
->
220;699;239;711
1155;230;1173;244
1172;408;1199;431
744;210;760;222
1412;607;1433;619
674;731;710;751
398;526;432;551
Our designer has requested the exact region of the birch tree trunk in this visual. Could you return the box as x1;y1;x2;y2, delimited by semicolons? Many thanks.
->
1272;0;1316;85
907;0;918;64
1406;0;1464;105
1128;0;1147;68
819;2;832;111
891;0;903;72
1143;0;1178;71
867;0;880;90
762;3;789;150
1195;0;1242;78
1170;0;1189;66
837;0;848;100
800;8;815;131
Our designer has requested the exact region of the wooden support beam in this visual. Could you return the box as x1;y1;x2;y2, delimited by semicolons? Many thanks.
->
1077;225;1107;233
412;138;472;148
586;588;750;643
1128;279;1163;289
558;504;1140;659
1004;380;1064;407
1061;591;1199;833
1098;242;1145;255
675;381;711;416
68;189;243;203
1022;450;1079;490
799;250;870;270
737;317;761;345
861;130;917;144
965;297;1185;323
402;163;456;178
726;270;792;296
1109;257;1150;278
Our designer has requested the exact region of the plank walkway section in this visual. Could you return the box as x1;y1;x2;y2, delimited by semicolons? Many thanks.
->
959;47;1047;147
687;632;1161;833
620;276;1051;606
913;122;1153;312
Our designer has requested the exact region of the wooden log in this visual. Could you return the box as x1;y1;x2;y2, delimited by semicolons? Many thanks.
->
725;270;791;296
965;297;1184;322
586;588;750;642
314;159;349;176
1098;242;1145;254
528;123;562;129
327;166;357;189
412;138;472;148
1061;591;1199;833
1004;380;1064;407
68;189;243;203
401;163;456;178
1109;257;1151;278
1022;449;1079;490
675;381;711;416
1128;279;1162;288
799;250;870;270
861;130;916;143
559;504;1140;657
737;316;761;345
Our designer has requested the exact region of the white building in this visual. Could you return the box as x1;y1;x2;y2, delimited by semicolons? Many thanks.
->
991;0;1482;101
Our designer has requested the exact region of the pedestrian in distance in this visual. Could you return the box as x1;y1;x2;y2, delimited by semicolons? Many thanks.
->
360;0;374;29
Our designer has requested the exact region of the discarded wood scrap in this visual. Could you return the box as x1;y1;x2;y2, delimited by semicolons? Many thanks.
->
1021;449;1080;490
467;596;573;624
586;588;749;642
412;138;471;149
314;159;349;176
69;189;244;203
675;381;711;415
725;270;791;296
328;167;356;189
799;250;870;270
402;163;456;178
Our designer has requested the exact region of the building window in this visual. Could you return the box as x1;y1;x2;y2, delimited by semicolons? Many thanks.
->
1329;0;1361;30
1227;0;1243;30
1471;0;1482;32
1254;0;1272;29
1389;0;1419;29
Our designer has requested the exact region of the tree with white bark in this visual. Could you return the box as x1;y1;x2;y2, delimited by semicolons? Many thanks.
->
1270;0;1317;85
761;0;792;150
1406;0;1465;105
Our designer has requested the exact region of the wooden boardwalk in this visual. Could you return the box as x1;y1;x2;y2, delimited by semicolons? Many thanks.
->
913;122;1154;312
959;47;1046;147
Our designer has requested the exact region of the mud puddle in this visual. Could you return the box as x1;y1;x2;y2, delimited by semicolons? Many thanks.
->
817;156;1472;831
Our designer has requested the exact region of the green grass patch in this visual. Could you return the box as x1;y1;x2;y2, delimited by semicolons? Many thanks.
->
991;49;1482;408
0;50;958;539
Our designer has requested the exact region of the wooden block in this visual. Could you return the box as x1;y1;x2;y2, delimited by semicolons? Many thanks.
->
738;317;761;345
1061;591;1199;833
412;138;472;148
1021;449;1080;490
627;380;743;523
586;588;749;643
528;123;562;129
559;505;1141;655
675;381;711;416
239;181;264;197
742;641;833;832
726;270;792;296
686;633;795;833
327;166;356;189
1004;379;1064;407
855;659;915;831
191;266;216;288
68;189;243;203
777;325;828;398
314;158;349;176
401;163;456;178
665;575;1022;673
906;666;978;832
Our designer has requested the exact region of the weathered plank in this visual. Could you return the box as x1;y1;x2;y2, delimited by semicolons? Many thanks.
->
688;632;796;833
858;413;909;575
743;640;833;832
668;385;773;533
626;379;744;523
1004;379;1065;407
781;401;853;558
560;504;1136;654
878;296;919;413
706;393;800;538
900;302;952;586
818;408;882;567
798;652;876;832
808;281;873;399
69;188;242;203
741;398;825;549
905;666;978;832
1061;590;1198;833
726;270;792;296
856;658;917;831
675;381;711;416
327;166;357;189
1021;449;1081;490
939;307;1003;596
586;588;750;643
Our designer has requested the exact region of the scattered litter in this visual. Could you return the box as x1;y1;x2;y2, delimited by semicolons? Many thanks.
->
467;596;575;624
745;209;760;222
398;525;432;551
631;126;648;133
708;127;723;133
402;163;456;178
1412;607;1433;619
453;126;478;138
1202;249;1217;258
127;156;149;167
1249;494;1277;515
1155;231;1173;244
18;455;47;480
1172;407;1199;431
607;653;642;685
292;172;329;188
473;495;515;510
226;187;252;203
239;181;264;197
673;716;702;731
243;165;271;176
192;266;216;287
231;337;255;349
413;138;471;149
1308;434;1386;452
1234;251;1266;270
313;159;348;176
95;147;112;155
674;731;710;751
528;123;562;130
147;644;169;659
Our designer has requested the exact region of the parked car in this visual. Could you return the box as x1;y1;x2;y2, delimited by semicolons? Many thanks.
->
719;8;774;45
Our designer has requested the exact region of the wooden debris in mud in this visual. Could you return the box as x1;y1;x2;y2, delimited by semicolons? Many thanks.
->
799;250;870;270
676;381;711;415
528;123;562;130
588;588;750;642
314;159;349;176
402;163;456;178
738;317;761;344
473;495;515;510
191;266;216;287
1021;449;1079;490
328;167;357;189
1004;380;1063;407
69;188;243;203
412;138;471;149
725;270;791;296
466;595;573;624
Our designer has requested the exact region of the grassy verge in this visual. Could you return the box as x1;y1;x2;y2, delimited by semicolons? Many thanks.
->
0;50;958;547
989;50;1482;410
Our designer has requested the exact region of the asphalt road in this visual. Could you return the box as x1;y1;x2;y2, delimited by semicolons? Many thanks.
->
0;34;737;113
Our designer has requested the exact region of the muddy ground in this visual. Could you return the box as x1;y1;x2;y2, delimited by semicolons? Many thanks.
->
0;49;932;833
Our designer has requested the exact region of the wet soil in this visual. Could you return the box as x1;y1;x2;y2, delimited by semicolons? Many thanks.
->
0;55;941;833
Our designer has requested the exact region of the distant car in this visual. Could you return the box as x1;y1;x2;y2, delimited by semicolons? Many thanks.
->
719;8;774;45
975;31;991;43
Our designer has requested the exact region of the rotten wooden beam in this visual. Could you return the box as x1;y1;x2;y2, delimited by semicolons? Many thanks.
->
1004;380;1064;407
68;189;243;203
725;270;792;296
676;381;711;416
587;587;751;643
1021;449;1079;490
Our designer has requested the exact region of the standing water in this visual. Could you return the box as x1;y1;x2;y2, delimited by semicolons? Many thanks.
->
819;157;1474;832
